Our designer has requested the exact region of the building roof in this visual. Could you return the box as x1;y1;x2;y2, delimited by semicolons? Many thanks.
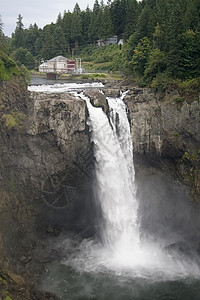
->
48;56;68;62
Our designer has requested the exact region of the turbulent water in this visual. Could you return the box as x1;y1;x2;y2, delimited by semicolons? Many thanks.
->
28;82;104;93
33;83;200;299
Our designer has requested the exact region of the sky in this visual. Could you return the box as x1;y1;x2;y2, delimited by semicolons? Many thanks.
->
1;0;97;37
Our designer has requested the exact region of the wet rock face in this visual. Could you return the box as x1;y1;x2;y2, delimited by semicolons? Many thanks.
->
0;84;92;271
27;92;89;191
124;87;200;198
124;89;163;156
124;88;200;157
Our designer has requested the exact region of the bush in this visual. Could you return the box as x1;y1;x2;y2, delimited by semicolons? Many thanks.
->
150;73;170;92
78;44;122;71
2;111;26;129
10;47;35;70
144;48;166;84
0;51;22;81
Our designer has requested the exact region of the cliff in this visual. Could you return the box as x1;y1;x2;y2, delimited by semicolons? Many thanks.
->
0;79;91;287
0;78;200;293
123;87;200;199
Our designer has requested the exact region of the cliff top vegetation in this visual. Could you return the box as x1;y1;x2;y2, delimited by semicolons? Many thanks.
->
0;0;200;90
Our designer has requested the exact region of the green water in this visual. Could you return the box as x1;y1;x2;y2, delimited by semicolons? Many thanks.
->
41;261;200;300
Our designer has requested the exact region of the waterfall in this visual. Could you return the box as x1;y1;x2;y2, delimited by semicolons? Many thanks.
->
73;91;200;276
80;92;140;259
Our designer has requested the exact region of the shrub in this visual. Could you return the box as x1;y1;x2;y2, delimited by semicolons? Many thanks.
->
2;111;26;129
0;51;22;81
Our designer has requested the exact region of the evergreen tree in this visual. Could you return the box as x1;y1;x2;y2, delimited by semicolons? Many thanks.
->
56;12;63;28
62;11;73;53
11;14;24;50
88;0;101;40
133;5;156;47
184;0;200;30
124;0;139;40
53;25;66;55
81;6;92;43
71;3;82;50
131;36;151;76
23;23;40;56
175;29;200;78
0;15;7;52
100;5;114;39
110;0;126;36
40;24;55;59
10;47;35;69
144;48;166;83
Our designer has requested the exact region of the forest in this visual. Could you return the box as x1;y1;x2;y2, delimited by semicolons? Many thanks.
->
1;0;200;87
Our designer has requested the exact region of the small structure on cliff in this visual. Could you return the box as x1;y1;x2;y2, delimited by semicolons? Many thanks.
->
39;56;75;79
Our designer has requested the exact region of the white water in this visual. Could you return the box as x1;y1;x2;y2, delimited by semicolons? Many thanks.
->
28;82;104;93
83;92;139;250
72;91;200;278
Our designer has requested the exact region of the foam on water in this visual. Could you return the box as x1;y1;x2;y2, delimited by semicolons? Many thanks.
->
28;82;104;93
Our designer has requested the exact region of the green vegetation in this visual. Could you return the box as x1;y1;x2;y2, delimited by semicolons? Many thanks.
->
4;291;13;300
2;111;26;129
173;97;183;103
0;276;7;284
78;44;123;72
0;51;22;81
182;151;200;162
10;47;35;70
0;0;200;87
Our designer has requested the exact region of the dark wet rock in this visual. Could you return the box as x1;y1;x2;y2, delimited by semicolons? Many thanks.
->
84;89;109;112
0;269;59;299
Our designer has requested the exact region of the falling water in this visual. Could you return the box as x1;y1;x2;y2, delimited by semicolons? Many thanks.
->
85;92;139;253
77;91;200;276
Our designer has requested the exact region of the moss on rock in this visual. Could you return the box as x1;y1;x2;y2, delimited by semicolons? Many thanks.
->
2;111;26;129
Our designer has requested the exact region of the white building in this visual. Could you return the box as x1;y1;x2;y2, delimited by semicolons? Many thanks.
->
118;39;124;46
39;56;75;74
97;36;118;46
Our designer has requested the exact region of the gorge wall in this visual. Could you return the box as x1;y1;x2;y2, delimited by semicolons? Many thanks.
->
0;78;200;276
0;79;91;276
124;87;200;196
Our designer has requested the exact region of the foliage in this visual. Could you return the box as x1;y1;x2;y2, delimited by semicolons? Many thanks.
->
173;96;183;103
11;14;24;50
131;37;151;76
10;47;35;69
78;44;122;71
2;111;26;129
181;151;199;162
150;73;171;92
0;51;22;81
144;48;166;83
0;15;7;52
5;0;200;85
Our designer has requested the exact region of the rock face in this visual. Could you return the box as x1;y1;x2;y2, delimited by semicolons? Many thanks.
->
26;91;88;191
123;87;200;197
124;88;200;157
0;79;92;275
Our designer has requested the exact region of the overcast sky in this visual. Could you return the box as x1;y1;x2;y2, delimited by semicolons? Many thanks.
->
1;0;98;37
